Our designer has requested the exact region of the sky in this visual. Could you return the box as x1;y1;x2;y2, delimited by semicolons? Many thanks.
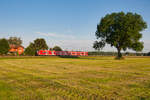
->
0;0;150;52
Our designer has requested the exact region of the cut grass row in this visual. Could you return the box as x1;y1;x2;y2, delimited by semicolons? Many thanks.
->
0;56;150;100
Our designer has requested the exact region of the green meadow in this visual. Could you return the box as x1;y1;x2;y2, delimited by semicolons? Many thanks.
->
0;56;150;100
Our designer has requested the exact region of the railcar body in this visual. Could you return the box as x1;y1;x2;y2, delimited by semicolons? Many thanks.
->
37;50;88;56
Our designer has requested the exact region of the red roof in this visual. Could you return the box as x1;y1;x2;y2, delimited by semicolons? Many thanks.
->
9;45;24;49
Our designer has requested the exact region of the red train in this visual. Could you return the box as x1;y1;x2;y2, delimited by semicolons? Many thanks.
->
37;50;88;56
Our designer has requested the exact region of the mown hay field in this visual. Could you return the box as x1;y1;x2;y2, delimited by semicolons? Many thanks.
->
0;56;150;100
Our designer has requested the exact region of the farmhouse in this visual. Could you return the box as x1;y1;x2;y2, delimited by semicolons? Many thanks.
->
9;45;24;55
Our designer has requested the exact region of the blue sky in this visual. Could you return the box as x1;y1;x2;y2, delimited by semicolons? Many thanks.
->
0;0;150;52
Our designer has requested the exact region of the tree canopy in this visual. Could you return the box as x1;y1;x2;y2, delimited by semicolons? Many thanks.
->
8;37;22;46
24;43;36;56
0;38;10;55
147;52;150;56
53;46;62;51
34;38;48;51
93;12;147;58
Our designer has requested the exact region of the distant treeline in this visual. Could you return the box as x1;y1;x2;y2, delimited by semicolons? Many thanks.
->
1;37;150;56
0;37;63;56
88;51;150;56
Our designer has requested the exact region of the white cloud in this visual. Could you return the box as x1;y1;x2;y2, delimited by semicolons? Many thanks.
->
36;32;75;39
21;32;150;52
47;39;95;51
143;42;150;52
49;39;150;52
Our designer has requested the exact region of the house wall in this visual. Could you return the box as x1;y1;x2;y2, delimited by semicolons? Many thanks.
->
17;47;24;55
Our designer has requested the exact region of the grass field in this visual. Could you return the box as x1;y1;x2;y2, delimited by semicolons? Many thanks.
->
0;56;150;100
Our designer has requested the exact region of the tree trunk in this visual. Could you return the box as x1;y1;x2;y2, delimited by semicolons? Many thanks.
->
117;48;122;58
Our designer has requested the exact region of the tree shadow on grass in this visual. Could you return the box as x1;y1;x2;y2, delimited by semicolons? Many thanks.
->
58;55;79;59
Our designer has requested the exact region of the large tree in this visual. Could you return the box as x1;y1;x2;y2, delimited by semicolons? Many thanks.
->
0;38;10;55
25;38;48;56
93;12;147;59
8;37;22;46
34;38;48;51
